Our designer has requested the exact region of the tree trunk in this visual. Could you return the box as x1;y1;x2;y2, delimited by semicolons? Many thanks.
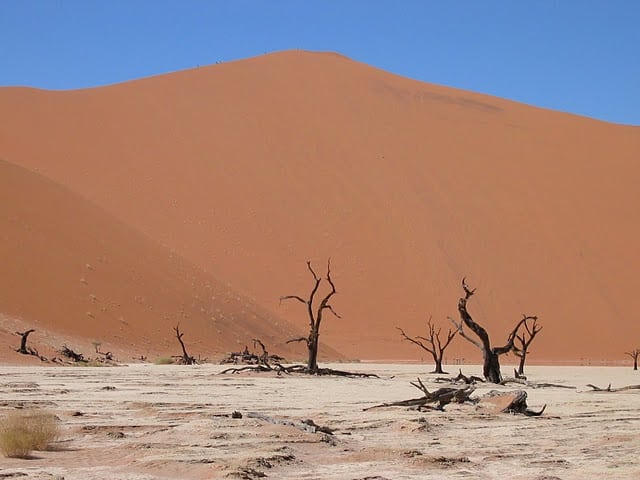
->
433;357;445;374
634;357;638;371
307;329;319;373
483;349;503;384
517;352;527;375
16;329;35;355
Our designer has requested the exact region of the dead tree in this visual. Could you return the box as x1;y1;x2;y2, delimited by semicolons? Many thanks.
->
449;278;534;384
625;349;639;370
60;345;86;362
513;317;542;376
281;259;340;374
397;317;456;374
15;329;36;355
174;324;196;365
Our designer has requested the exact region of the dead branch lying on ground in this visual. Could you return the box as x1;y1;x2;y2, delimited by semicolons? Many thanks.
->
364;377;475;411
586;383;640;392
434;368;485;385
220;339;285;366
245;412;335;435
60;345;87;363
220;362;379;377
499;377;576;389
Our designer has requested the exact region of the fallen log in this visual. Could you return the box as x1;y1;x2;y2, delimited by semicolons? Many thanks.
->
246;412;334;435
220;362;379;377
364;377;475;411
435;369;484;384
60;345;86;363
586;383;640;392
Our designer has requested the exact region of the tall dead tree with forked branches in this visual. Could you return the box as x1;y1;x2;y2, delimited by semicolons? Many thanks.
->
513;317;542;375
450;278;535;383
397;317;457;374
281;259;340;373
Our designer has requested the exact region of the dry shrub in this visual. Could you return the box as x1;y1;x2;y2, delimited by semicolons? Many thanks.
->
0;409;59;458
154;356;175;365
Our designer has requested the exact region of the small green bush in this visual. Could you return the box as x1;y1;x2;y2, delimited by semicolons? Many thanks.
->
0;409;59;458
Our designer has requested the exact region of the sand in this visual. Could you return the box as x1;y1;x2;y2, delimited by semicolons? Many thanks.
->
1;363;638;479
1;50;639;363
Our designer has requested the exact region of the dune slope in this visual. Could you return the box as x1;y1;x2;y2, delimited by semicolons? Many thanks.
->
0;159;318;363
1;50;639;362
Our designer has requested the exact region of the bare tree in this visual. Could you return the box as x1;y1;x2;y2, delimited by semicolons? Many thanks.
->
626;348;640;371
513;317;542;376
397;317;456;374
15;329;36;355
281;259;340;373
174;324;196;365
449;278;534;383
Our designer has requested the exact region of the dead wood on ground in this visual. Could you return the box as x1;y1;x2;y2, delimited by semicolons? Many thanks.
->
586;383;640;392
364;377;475;411
246;412;335;435
220;362;378;377
434;368;485;385
60;345;87;363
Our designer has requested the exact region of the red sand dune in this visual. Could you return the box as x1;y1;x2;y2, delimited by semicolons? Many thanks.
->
1;50;639;363
0;159;326;363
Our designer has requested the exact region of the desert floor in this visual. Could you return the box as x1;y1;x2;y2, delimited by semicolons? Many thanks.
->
0;363;638;479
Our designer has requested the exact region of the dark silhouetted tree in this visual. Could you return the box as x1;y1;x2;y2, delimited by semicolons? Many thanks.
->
281;259;340;373
174;324;196;365
450;278;534;383
397;317;456;374
15;329;35;355
513;317;542;376
626;348;639;371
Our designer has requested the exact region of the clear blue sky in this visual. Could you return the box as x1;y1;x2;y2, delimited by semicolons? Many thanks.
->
1;1;639;125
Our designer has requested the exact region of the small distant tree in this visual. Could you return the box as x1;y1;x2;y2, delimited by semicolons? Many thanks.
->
173;324;196;365
397;317;456;374
15;329;36;355
626;349;639;371
281;259;340;374
513;317;542;376
450;278;534;384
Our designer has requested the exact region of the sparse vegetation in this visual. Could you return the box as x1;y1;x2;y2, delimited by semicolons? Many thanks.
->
154;356;175;365
0;409;59;458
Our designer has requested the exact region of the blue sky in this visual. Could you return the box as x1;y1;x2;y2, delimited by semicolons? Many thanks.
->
1;1;639;125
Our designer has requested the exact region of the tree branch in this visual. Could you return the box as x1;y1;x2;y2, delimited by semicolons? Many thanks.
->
316;258;339;329
494;315;536;355
397;327;436;356
279;295;307;305
448;316;482;349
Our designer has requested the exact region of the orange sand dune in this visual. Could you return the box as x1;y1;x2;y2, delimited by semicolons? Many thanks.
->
1;50;639;363
0;159;324;363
